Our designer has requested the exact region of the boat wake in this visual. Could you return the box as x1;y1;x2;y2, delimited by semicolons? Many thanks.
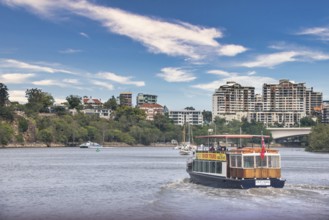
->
160;178;329;201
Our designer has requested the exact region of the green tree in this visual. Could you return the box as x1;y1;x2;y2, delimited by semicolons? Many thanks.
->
37;128;53;147
202;110;212;124
0;83;9;107
0;122;14;146
114;106;146;131
300;117;317;127
18;116;29;132
103;96;118;110
66;95;83;110
0;106;14;121
307;124;329;152
25;88;54;113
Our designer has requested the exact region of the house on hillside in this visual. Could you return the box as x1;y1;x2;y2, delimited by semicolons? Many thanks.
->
82;97;103;109
138;103;164;121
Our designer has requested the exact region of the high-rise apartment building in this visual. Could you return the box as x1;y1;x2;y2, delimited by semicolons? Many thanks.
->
136;93;157;107
212;81;255;121
306;88;323;115
119;92;132;107
262;79;306;112
322;101;329;123
213;79;323;127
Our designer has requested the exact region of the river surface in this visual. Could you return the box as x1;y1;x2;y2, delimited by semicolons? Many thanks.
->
0;147;328;220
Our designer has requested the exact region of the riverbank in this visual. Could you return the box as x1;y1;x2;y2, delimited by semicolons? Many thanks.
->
2;142;177;148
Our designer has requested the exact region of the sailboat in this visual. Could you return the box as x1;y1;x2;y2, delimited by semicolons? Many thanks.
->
179;123;196;155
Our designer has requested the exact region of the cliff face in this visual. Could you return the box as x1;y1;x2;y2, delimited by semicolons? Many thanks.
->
7;113;35;147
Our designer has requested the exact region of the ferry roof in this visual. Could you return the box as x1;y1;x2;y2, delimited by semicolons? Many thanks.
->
195;134;270;139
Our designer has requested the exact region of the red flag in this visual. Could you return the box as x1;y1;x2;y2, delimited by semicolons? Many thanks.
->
260;136;266;160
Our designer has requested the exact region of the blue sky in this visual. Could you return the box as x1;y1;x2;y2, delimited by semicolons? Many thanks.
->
1;0;329;111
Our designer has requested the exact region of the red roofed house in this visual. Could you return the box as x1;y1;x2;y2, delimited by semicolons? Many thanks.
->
82;97;103;109
139;103;164;121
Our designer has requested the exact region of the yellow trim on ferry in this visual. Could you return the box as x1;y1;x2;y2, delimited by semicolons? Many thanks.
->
196;152;226;161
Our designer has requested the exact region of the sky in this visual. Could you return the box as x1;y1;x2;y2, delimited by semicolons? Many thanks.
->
1;0;329;111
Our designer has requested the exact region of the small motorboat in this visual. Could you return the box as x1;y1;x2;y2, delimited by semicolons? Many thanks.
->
79;141;102;148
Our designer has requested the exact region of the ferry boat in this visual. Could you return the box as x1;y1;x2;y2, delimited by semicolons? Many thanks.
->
186;134;286;189
79;141;102;148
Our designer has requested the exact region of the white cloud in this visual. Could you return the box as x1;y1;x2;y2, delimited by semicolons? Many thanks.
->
32;79;64;87
157;67;196;82
63;78;79;84
207;70;236;77
297;26;329;41
79;32;89;38
1;0;246;60
241;51;298;68
54;98;67;105
240;46;329;68
91;80;114;90
8;90;27;103
0;59;73;74
97;72;145;87
217;44;248;56
0;73;35;83
192;76;277;94
31;78;86;89
59;48;82;54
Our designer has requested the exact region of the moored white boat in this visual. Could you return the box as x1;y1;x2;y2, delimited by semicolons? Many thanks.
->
79;141;102;148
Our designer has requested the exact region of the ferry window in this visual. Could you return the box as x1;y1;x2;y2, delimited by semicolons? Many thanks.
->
256;156;267;167
192;160;197;171
210;161;216;173
198;160;202;172
216;162;222;174
243;156;254;168
230;155;237;167
268;156;280;168
236;155;242;168
204;161;209;173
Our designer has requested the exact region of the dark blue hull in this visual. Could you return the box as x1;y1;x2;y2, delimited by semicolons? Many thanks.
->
187;169;285;189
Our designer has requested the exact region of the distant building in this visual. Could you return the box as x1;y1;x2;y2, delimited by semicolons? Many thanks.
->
82;97;103;109
136;93;157;107
119;92;132;107
213;79;323;127
306;87;323;116
169;110;203;126
263;79;307;112
322;101;329;123
138;103;163;121
212;81;255;121
82;108;112;120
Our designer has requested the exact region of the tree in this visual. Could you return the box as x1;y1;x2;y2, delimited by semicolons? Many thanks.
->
18;116;29;132
66;95;83;110
300;117;317;127
37;128;53;147
0;106;14;121
0;83;9;107
0;122;14;146
308;124;329;152
184;107;195;110
202;110;212;124
103;96;118;110
25;88;54;113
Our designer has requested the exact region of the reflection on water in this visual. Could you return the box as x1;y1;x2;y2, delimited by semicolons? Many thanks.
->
0;147;328;220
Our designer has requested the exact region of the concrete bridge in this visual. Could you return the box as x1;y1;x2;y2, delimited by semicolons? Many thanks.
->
266;127;312;140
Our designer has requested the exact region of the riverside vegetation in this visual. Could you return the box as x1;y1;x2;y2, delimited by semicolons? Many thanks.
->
0;83;328;152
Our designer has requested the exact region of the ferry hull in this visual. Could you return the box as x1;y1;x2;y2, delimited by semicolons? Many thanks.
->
187;169;285;189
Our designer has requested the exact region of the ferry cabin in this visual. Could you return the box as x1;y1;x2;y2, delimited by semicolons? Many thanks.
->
187;135;285;188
